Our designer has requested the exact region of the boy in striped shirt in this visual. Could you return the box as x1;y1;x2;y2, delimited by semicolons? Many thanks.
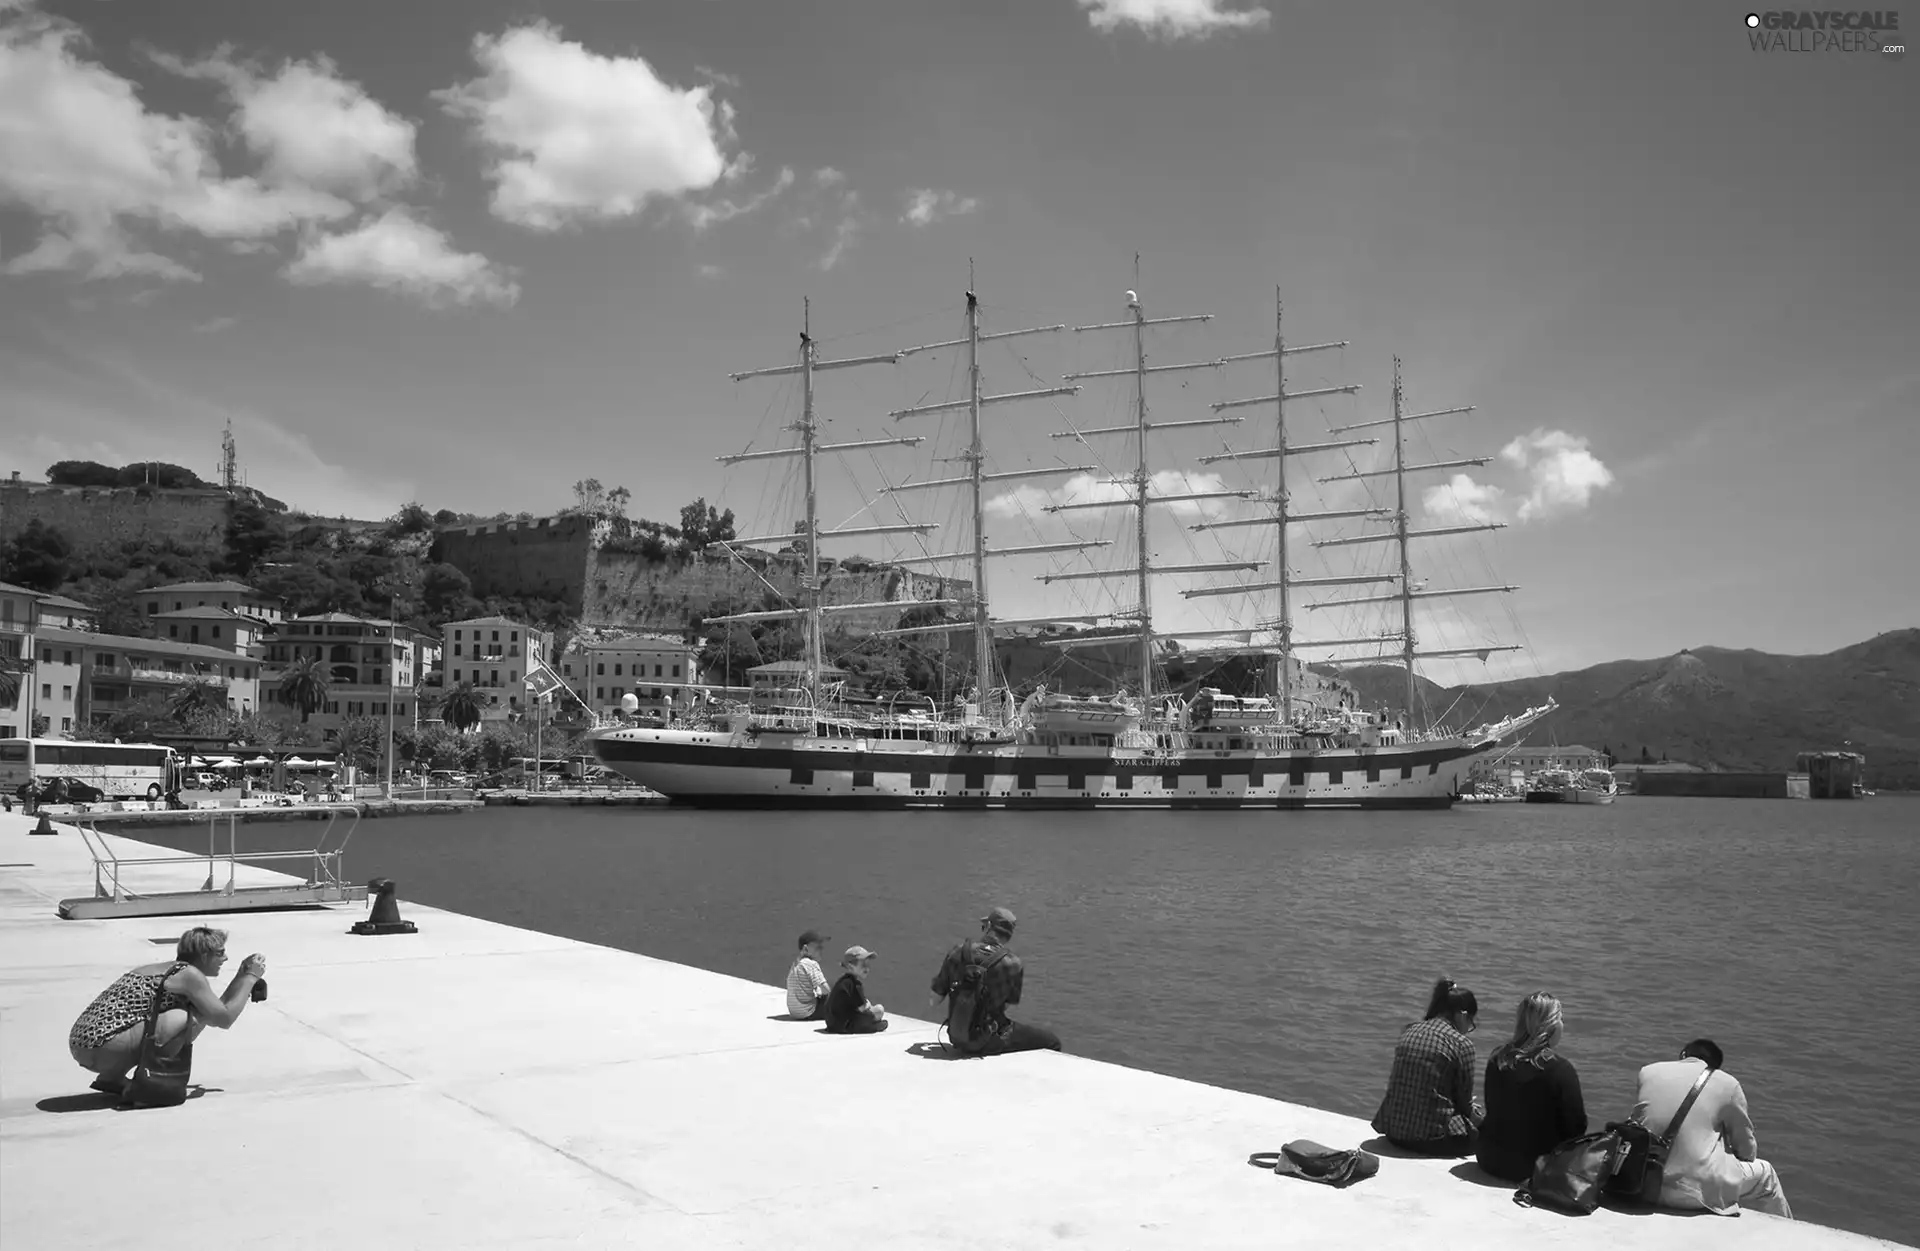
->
786;929;830;1020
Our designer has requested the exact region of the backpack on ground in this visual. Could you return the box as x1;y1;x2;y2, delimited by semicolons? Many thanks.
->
944;943;1010;1053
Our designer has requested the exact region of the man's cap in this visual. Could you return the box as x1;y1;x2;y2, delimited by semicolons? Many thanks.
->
797;929;829;948
843;945;877;963
980;906;1017;931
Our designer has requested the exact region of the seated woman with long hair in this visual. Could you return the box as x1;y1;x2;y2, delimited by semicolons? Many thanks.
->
1475;992;1587;1181
67;926;266;1097
1372;977;1485;1156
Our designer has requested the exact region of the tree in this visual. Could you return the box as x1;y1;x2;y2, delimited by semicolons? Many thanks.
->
440;681;485;734
277;656;330;722
390;503;432;535
572;478;606;515
230;708;306;749
168;679;227;726
0;660;21;713
46;459;121;487
334;716;383;773
677;498;736;553
421;562;480;624
604;486;631;520
1;520;73;591
222;498;282;577
1640;745;1652;763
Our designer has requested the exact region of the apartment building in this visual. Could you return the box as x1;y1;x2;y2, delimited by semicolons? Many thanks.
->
34;594;97;631
33;626;263;737
438;615;553;723
264;613;436;737
0;580;36;737
562;635;701;719
140;580;288;628
1502;745;1608;773
153;607;268;656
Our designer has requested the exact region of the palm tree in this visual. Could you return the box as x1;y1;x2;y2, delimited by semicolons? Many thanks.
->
439;681;484;735
0;660;21;715
277;655;330;723
168;678;227;725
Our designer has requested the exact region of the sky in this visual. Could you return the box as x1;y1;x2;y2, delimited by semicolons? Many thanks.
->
2;0;1914;684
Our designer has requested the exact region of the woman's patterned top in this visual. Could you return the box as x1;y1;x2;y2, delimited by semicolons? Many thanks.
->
68;963;190;1051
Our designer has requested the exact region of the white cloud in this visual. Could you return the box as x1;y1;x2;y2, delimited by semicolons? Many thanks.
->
986;470;1238;520
1078;0;1271;39
1421;472;1509;525
813;167;845;188
686;164;793;230
1500;428;1615;520
818;196;860;271
696;263;724;279
436;22;738;230
1421;429;1615;525
285;209;520;308
149;50;420;198
0;9;398;282
901;188;979;227
193;315;237;333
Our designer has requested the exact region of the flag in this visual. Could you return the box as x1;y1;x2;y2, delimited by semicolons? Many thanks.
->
525;661;564;701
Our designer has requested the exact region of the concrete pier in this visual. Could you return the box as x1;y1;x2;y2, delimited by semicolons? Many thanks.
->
0;811;1903;1250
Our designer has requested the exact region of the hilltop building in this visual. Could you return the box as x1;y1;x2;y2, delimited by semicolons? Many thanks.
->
562;634;701;721
139;580;288;628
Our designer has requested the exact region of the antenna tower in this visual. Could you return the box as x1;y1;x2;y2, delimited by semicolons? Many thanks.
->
220;418;239;492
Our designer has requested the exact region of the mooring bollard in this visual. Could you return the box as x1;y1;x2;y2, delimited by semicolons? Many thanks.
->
350;877;418;935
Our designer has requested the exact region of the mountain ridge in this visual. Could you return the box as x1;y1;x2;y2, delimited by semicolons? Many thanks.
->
1327;628;1919;789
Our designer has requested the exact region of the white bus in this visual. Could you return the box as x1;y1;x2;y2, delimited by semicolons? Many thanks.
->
0;738;182;802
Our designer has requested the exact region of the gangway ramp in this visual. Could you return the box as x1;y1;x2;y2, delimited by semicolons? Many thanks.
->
56;804;369;920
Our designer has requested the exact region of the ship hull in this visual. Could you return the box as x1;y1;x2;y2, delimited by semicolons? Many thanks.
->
591;728;1495;810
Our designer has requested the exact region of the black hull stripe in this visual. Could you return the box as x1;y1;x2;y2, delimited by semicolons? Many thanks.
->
645;794;1460;811
591;738;1484;777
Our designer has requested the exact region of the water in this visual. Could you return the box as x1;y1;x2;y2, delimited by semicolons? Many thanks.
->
140;796;1919;1244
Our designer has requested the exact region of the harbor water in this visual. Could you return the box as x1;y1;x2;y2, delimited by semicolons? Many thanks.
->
132;795;1918;1244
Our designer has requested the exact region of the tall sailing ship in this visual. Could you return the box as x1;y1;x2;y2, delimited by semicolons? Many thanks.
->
591;279;1555;808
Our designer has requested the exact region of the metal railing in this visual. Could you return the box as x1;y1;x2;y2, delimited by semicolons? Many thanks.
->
70;803;364;906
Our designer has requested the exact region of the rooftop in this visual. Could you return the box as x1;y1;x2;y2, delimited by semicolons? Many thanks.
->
141;581;275;597
0;814;1898;1251
36;626;263;666
152;606;259;622
35;594;95;613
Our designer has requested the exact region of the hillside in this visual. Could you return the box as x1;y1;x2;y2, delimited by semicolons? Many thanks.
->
1331;630;1920;790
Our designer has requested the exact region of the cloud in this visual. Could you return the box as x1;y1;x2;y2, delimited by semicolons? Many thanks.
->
285;209;519;308
1500;428;1615;520
0;8;364;281
696;263;724;279
818;196;860;271
192;315;237;333
901;188;979;227
436;21;738;230
986;470;1238;520
149;48;419;199
1078;0;1271;39
1420;472;1508;525
1420;428;1615;525
685;164;793;230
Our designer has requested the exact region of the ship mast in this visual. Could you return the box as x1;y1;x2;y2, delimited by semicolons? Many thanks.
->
1306;363;1524;726
966;288;992;709
1129;290;1153;703
712;306;952;706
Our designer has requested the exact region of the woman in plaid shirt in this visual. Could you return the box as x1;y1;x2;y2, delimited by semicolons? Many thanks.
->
1371;978;1485;1156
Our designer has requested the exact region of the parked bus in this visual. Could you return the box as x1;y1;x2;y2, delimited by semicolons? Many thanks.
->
0;738;182;801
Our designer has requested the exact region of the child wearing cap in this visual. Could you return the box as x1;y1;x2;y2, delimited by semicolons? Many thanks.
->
825;946;888;1034
786;930;831;1020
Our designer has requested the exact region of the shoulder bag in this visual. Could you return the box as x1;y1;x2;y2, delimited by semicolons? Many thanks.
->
1513;1131;1623;1215
1605;1064;1714;1203
121;962;194;1108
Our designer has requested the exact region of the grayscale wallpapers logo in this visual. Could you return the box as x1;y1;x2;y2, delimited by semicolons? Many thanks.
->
1746;10;1906;58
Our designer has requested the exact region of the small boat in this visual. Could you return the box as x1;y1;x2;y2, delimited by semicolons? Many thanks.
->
1525;766;1618;805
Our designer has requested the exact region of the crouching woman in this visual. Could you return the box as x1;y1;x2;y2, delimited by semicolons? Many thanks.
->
67;926;266;1097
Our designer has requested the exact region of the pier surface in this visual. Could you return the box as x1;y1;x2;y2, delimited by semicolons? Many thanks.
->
1;811;1904;1251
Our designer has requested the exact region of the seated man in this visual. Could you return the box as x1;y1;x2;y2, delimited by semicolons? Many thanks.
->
785;929;831;1021
927;906;1061;1056
1632;1039;1792;1219
824;946;888;1034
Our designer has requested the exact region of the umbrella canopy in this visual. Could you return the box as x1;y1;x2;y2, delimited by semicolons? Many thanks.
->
194;755;238;767
282;756;321;768
242;756;274;767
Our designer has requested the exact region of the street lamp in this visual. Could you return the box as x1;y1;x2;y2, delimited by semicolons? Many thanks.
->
384;589;398;800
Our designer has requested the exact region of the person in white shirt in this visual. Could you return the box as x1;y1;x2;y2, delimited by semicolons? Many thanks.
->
1632;1038;1792;1219
785;929;831;1020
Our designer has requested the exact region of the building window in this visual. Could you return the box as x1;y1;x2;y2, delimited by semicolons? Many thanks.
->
651;688;661;698
42;684;52;700
168;625;179;638
397;702;406;716
61;684;72;700
654;664;663;677
614;663;623;676
491;631;499;642
61;717;72;731
596;687;605;700
454;644;462;657
671;664;681;678
41;647;51;663
596;663;605;676
563;663;572;676
62;650;72;665
212;626;222;639
510;630;519;642
490;670;498;684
